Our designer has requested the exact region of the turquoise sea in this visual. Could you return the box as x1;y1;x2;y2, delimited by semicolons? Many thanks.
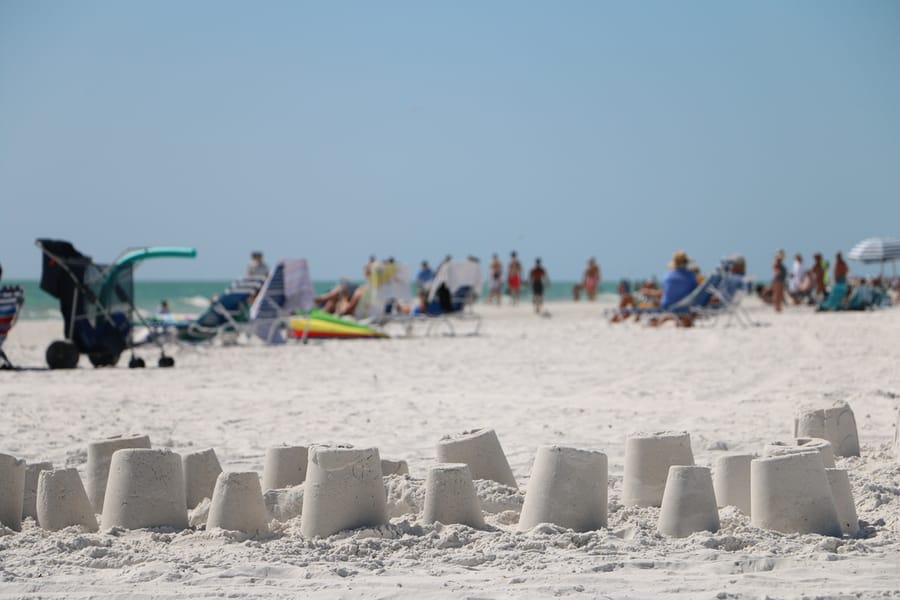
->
6;279;622;320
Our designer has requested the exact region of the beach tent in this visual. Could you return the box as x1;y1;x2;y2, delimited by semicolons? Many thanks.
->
847;237;900;276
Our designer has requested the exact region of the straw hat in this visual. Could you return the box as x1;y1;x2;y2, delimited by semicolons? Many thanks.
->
775;249;785;260
668;250;690;269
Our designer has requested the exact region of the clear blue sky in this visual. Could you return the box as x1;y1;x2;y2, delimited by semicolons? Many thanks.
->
2;1;898;281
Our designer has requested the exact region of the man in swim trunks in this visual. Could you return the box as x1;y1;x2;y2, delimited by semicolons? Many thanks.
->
528;258;549;314
507;251;522;305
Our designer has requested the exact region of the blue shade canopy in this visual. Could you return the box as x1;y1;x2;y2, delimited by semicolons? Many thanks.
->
100;247;197;304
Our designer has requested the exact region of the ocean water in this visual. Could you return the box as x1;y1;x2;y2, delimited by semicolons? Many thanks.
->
5;279;621;320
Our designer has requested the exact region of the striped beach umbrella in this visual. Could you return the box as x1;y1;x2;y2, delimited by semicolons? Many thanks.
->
847;237;900;264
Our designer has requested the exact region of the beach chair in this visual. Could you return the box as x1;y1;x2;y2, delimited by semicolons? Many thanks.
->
36;239;196;369
249;258;315;344
0;285;25;369
175;276;266;344
420;260;483;335
696;270;760;327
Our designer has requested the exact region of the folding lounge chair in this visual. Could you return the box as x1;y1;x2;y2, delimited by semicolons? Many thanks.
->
605;275;716;325
0;285;25;369
249;258;315;344
700;271;759;326
358;261;415;332
420;260;483;336
175;276;266;344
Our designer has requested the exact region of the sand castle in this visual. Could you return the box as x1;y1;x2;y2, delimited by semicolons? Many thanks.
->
86;434;152;512
0;452;26;531
22;461;53;524
658;465;720;538
763;437;835;468
300;445;388;538
262;445;308;491
712;454;753;515
622;431;694;507
794;401;860;457
183;448;223;508
36;468;98;532
518;446;608;532
422;463;484;528
207;471;270;535
825;468;859;536
0;413;881;542
100;448;188;530
751;451;842;537
436;428;517;488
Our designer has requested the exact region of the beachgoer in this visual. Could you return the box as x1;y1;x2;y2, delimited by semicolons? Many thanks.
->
158;300;171;315
810;253;826;302
487;254;503;305
315;278;362;315
609;279;638;322
246;251;269;279
528;258;549;314
771;250;787;313
789;253;805;304
648;250;698;326
416;261;434;300
573;258;601;301
507;251;522;305
363;255;377;279
834;251;848;284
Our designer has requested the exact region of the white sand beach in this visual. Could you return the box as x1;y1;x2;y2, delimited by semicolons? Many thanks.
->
1;298;899;599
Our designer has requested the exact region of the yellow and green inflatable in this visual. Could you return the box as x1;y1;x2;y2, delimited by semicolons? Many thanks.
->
289;309;387;340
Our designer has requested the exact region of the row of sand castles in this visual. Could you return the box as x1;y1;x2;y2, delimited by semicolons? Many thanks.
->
1;400;898;538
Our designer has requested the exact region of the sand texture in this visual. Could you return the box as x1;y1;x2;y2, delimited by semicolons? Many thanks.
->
1;298;899;598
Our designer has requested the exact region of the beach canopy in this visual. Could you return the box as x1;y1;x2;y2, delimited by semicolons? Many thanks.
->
847;237;900;264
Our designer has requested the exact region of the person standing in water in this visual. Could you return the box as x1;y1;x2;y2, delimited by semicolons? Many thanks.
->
507;251;523;305
528;258;550;314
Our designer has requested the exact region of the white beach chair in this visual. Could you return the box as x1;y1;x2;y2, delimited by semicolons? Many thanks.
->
250;258;315;344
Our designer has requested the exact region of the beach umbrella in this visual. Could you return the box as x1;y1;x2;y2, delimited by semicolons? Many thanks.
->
847;237;900;276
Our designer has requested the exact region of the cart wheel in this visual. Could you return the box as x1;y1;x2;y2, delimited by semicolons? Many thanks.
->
158;356;175;368
129;356;146;369
88;352;121;368
46;340;80;369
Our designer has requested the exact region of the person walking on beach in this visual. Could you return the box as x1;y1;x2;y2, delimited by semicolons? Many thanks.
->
572;257;601;301
528;258;549;314
487;254;503;305
771;250;787;313
246;251;269;278
507;251;522;305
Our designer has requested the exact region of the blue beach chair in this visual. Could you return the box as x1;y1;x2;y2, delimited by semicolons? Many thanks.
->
0;285;25;369
175;276;266;344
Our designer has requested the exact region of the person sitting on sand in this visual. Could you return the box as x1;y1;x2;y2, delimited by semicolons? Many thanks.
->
609;279;638;322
